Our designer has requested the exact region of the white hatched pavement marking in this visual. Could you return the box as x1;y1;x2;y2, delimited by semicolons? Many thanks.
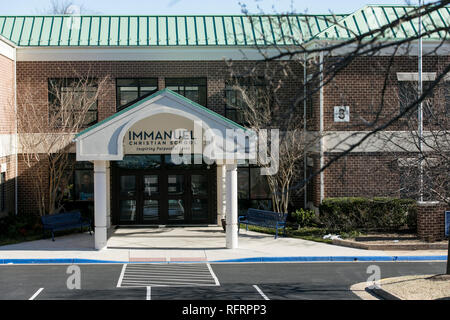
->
116;264;127;288
117;263;220;288
253;285;270;300
29;288;44;300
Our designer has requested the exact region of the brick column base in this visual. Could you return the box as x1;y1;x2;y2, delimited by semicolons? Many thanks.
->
417;201;447;242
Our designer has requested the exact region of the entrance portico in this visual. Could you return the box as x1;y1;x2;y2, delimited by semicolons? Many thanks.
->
75;89;249;250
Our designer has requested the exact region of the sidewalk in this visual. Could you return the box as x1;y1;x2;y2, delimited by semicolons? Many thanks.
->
0;227;447;264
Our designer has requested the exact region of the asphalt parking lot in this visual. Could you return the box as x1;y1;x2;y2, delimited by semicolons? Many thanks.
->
0;261;446;300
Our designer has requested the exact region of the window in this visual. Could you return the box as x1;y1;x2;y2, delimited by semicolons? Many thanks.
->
116;78;158;111
398;81;433;118
0;172;5;211
165;78;207;106
59;159;94;203
49;78;98;127
224;77;267;125
237;162;272;216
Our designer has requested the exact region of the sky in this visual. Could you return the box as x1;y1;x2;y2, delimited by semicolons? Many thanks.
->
0;0;430;15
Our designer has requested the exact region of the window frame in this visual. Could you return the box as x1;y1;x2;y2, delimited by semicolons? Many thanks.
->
224;76;268;126
48;78;99;128
116;78;159;111
237;161;273;215
165;78;208;107
398;80;434;119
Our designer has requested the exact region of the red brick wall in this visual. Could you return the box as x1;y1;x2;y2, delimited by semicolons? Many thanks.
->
16;60;303;123
307;55;450;132
417;202;448;242
0;54;14;134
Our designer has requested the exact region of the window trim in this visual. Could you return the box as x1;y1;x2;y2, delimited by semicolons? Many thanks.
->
237;163;273;213
48;78;99;128
224;76;268;126
116;78;159;111
165;77;208;107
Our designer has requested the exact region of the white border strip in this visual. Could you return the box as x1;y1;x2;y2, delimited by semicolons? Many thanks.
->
206;263;220;286
29;288;44;300
146;286;151;300
116;263;127;288
253;285;269;300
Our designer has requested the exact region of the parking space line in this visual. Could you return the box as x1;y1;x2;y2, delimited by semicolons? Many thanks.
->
146;286;151;300
29;288;44;300
116;264;127;288
253;285;269;300
207;263;220;286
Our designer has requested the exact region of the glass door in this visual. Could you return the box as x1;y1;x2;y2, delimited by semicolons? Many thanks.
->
167;174;187;222
142;174;160;223
118;174;138;224
190;174;209;222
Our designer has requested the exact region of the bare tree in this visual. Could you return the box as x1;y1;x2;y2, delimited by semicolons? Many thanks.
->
16;72;109;216
233;1;449;271
44;0;89;15
224;67;320;214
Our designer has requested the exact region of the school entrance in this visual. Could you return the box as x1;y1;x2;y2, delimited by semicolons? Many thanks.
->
75;89;248;250
113;155;214;225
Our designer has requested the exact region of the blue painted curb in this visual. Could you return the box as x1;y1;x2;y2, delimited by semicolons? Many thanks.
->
211;255;448;263
0;255;447;265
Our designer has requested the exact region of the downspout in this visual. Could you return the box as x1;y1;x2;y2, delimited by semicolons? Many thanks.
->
319;50;324;203
14;48;18;216
303;52;307;208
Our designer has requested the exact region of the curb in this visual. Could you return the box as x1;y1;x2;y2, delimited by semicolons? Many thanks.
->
0;255;447;265
332;239;448;251
211;255;448;263
366;287;402;300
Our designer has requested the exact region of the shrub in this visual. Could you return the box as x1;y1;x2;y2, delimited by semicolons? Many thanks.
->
0;214;42;238
291;208;316;228
319;197;417;232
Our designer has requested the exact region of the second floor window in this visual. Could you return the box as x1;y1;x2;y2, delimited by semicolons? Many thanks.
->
49;78;98;128
117;78;158;111
224;77;267;125
165;78;207;106
398;81;434;118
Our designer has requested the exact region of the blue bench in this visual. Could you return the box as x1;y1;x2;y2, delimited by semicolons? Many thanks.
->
238;208;288;239
41;211;92;241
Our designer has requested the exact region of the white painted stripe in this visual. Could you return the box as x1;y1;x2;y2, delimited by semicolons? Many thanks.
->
123;276;215;282
116;264;127;288
146;286;151;300
29;288;44;300
124;271;212;276
206;263;220;286
253;285;270;301
124;274;214;279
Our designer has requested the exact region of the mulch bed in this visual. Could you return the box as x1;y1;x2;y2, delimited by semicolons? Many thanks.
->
333;233;448;250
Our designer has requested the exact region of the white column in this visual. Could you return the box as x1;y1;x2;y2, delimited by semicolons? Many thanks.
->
105;162;111;229
225;163;238;249
216;164;226;227
94;160;108;250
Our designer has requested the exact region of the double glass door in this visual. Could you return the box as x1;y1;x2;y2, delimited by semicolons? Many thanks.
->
116;170;211;225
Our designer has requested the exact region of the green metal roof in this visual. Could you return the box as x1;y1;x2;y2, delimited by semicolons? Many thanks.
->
0;14;345;47
313;5;450;41
0;5;447;48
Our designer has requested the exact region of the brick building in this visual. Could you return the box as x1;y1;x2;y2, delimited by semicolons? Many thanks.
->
0;5;448;248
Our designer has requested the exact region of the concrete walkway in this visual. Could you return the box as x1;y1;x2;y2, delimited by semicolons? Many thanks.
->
0;226;447;263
